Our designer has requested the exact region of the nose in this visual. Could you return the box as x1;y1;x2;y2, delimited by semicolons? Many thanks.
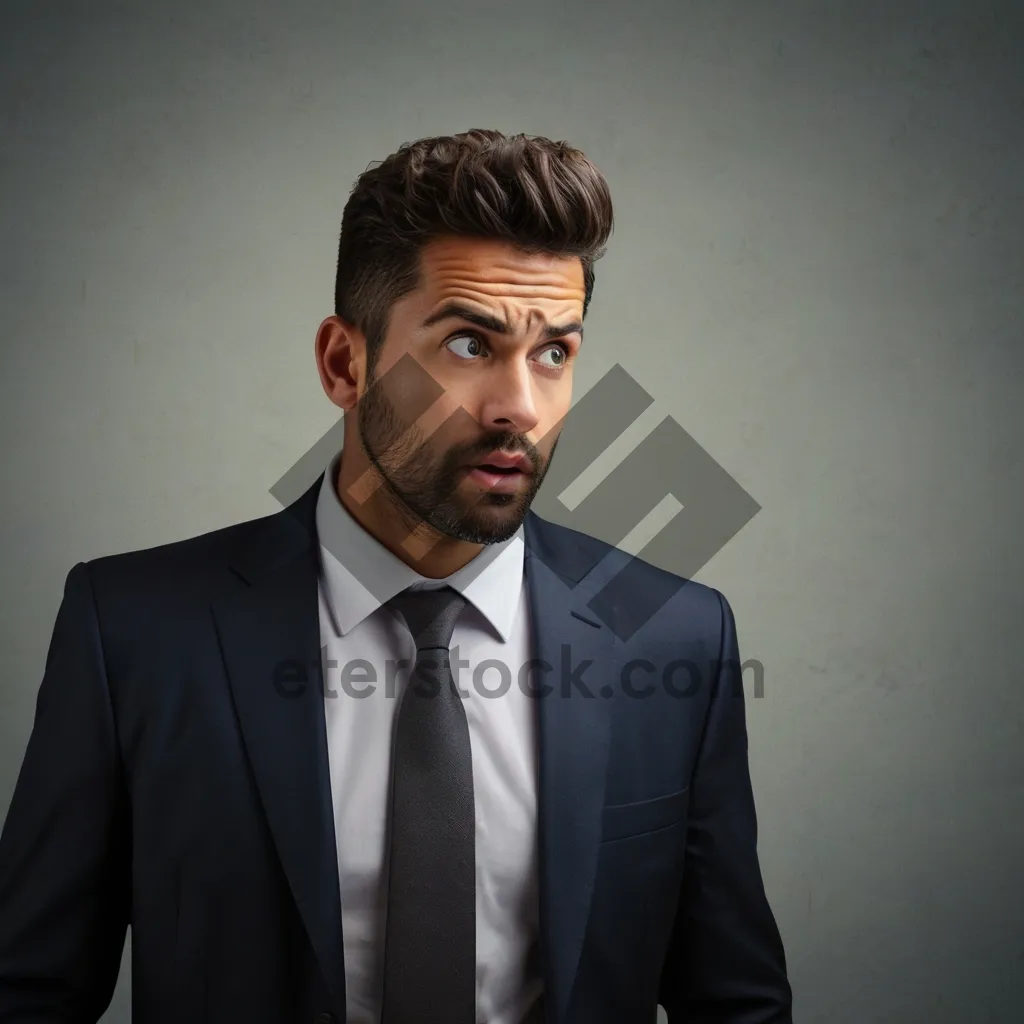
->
476;358;541;436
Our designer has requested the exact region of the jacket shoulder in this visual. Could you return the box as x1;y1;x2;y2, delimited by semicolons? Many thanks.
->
75;500;304;619
525;512;726;628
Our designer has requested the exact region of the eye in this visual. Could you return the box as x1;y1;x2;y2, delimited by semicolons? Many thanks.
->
536;344;569;369
446;334;484;359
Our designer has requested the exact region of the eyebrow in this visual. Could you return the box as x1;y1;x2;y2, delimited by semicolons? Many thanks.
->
421;302;584;341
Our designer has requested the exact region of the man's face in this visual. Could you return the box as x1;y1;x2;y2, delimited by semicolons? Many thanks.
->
355;235;586;545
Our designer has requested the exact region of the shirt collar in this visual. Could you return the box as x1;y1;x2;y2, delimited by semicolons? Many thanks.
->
315;449;525;642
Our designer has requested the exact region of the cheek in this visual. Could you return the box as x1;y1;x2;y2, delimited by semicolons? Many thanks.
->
534;390;572;443
421;384;480;442
373;357;469;438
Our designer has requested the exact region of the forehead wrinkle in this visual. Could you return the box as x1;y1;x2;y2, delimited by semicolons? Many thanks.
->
425;265;583;295
435;281;584;301
421;251;584;295
415;239;586;335
431;278;584;314
498;304;563;333
426;245;579;275
438;285;582;312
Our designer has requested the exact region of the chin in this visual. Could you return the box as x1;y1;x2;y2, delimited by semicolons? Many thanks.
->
438;501;528;545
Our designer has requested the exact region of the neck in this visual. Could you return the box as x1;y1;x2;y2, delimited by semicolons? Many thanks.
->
333;441;485;580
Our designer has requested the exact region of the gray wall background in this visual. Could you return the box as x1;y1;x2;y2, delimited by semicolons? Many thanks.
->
2;1;1022;1021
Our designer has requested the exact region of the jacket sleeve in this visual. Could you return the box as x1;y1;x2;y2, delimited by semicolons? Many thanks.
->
0;561;130;1021
658;590;793;1022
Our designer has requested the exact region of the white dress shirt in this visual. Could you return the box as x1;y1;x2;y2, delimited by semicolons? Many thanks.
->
314;449;543;1024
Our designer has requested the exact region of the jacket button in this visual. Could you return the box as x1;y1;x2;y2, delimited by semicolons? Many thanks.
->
314;1014;335;1024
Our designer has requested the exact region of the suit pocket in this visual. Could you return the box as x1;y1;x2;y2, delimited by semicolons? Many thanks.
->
600;785;690;842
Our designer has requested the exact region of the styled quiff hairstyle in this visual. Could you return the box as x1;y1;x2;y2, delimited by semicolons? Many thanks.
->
334;129;614;367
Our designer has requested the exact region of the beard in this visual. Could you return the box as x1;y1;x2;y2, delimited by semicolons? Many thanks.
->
355;359;556;545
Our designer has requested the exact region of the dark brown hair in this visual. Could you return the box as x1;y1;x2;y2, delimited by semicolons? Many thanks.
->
334;129;614;365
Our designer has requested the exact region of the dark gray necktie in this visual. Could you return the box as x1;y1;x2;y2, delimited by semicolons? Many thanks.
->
381;585;475;1024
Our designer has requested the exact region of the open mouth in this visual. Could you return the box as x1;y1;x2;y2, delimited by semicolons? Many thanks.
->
465;462;529;490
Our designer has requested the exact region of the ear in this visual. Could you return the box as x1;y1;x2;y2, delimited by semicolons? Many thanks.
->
315;315;366;411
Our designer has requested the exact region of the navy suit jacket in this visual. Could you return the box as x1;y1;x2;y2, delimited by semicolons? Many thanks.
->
0;472;792;1023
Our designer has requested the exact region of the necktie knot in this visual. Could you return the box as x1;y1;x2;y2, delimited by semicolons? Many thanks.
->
388;585;467;652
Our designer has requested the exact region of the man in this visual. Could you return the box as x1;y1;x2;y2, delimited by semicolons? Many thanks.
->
0;129;792;1023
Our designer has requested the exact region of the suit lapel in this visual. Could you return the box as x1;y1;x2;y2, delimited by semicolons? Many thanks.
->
210;476;347;1016
523;512;616;1024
